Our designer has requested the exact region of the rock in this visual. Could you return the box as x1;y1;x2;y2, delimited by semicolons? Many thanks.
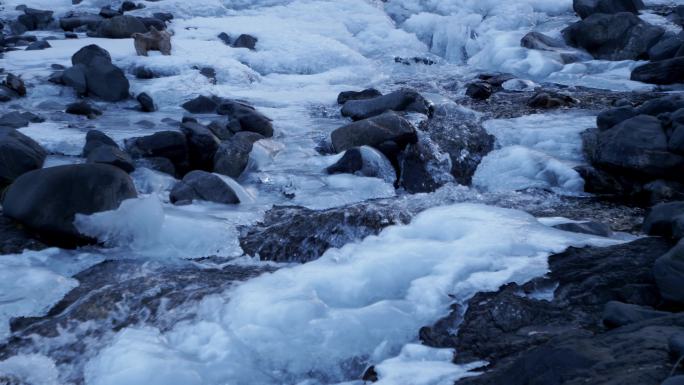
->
341;89;432;121
239;202;411;262
643;201;684;238
0;129;46;186
649;33;684;61
643;180;684;204
125;131;189;172
86;145;135;173
94;15;147;39
216;100;274;137
169;170;240;205
119;1;139;13
631;57;684;85
573;0;645;19
217;32;231;45
670;333;684;359
602;301;668;328
137;156;175;176
520;31;592;63
199;67;216;84
326;146;396;183
575;165;629;195
132;66;157;79
4;73;26;97
181;95;218;113
0;86;20;102
207;119;234;140
465;82;493;100
637;95;684;117
0;214;49;255
65;100;102;118
587;115;684;179
99;6;121;19
663;376;684;385
337;88;382;105
527;91;577;108
25;40;50;50
562;12;664;61
0;112;30;129
596;105;638;130
213;131;264;178
69;45;129;102
136;92;156;112
17;8;54;30
83;130;118;158
2;164;137;243
331;112;417;153
59;14;104;32
398;136;453;193
232;34;257;50
138;18;166;32
180;121;220;171
553;221;613;237
61;65;87;94
153;12;174;23
653;239;684;304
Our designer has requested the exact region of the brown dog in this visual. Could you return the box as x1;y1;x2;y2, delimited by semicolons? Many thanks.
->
132;27;172;56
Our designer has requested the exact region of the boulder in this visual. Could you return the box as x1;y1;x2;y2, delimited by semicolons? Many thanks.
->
553;221;613;237
82;62;130;102
125;131;189;171
207;118;234;140
99;6;121;19
562;12;664;61
62;65;87;94
59;14;104;32
465;82;493;100
181;95;218;113
631;57;684;85
16;8;54;30
0;112;30;129
326;146;396;183
1;164;137;243
213;131;264;178
25;40;51;51
136;92;156;112
169;170;240;205
596;105;638;131
340;89;432;121
398;137;454;193
180;121;220;171
670;333;684;359
637;95;684;117
86;145;135;173
4;73;26;97
663;376;684;385
520;31;592;63
643;201;684;239
573;0;645;19
217;32;231;45
216;100;274;137
653;239;684;304
337;88;382;105
94;15;147;38
65;100;102;118
602;301;668;329
330;112;417;153
648;33;684;61
0;129;46;186
83;130;118;157
232;34;257;50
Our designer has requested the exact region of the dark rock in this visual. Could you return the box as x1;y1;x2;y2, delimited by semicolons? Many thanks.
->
573;0;645;19
119;1;138;12
17;8;54;30
216;99;274;137
153;12;174;23
331;111;417;153
136;92;156;112
654;239;684;304
82;63;129;102
398;137;453;193
65;100;102;118
0;129;46;186
637;95;684;117
0;111;30;129
137;156;175;176
138;17;166;32
649;33;684;61
207;119;234;140
238;202;411;262
520;31;592;63
125;131;189;171
25;40;50;51
4;73;26;97
643;180;684;204
99;6;121;19
341;89;432;121
180;121;220;171
86;145;135;173
62;65;88;94
170;170;240;205
232;34;257;50
643;201;684;239
562;12;664;61
2;164;137;243
663;376;684;385
326;146;396;183
199;67;216;84
596;105;638;130
0;214;49;255
213;131;264;178
94;15;147;39
466;82;493;100
0;86;20;103
59;14;104;32
632;57;684;85
670;333;684;359
132;66;157;79
337;88;382;104
217;32;231;45
394;56;436;65
181;95;218;113
553;221;613;237
602;301;668;328
83;130;118;157
527;91;577;108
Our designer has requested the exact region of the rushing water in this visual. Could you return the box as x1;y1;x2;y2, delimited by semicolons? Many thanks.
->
0;0;675;384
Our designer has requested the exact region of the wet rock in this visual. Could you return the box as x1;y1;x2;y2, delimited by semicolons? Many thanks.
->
602;301;668;328
3;73;26;97
527;90;577;108
398;136;453;193
326;146;396;183
132;65;158;79
465;82;493;100
654;239;684;304
232;34;257;50
331;111;417;153
670;333;684;359
649;33;684;61
643;201;684;239
119;1;140;13
573;0;645;19
125;131;189;173
663;376;684;385
341;89;432;121
562;12;664;61
631;57;684;85
216;99;274;137
170;170;240;205
137;156;175;176
553;221;613;237
16;8;54;31
217;32;231;45
637;95;684;117
94;15;147;38
199;66;216;84
596;105;638;130
644;180;684;204
207;120;234;141
59;14;104;32
68;45;129;101
86;145;135;173
65;100;102;118
136;92;156;112
0;129;46;186
520;31;592;63
239;202;411;262
337;88;382;105
180;121;220;171
153;12;174;23
61;65;87;94
25;40;50;51
99;6;121;19
0;213;49;255
2;164;137;244
82;129;117;157
0;112;30;129
394;56;436;65
181;95;218;113
213;131;264;178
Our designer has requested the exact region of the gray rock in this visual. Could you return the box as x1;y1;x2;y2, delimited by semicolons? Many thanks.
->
65;100;102;118
181;95;218;114
72;44;111;67
632;57;684;85
0;112;30;129
596;105;638;131
83;130;117;157
62;65;87;94
95;15;147;38
59;14;104;32
0;129;46;186
232;34;257;50
653;239;684;304
86;145;135;173
669;333;684;359
520;31;592;63
649;33;684;61
180;121;220;171
337;88;382;105
125;131;189;172
341;89;432;121
82;62;130;102
554;221;613;237
216;99;274;137
643;201;684;239
326;146;396;183
213;131;264;178
170;170;239;205
602;301;668;328
136;92;156;112
25;40;50;50
573;0;645;19
662;376;684;385
331;111;417;153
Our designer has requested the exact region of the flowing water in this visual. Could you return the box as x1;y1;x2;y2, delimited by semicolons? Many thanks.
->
0;0;676;384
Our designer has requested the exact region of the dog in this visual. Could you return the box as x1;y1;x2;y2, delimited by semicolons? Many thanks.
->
132;26;172;56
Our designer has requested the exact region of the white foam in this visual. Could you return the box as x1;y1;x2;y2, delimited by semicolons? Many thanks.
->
0;354;61;385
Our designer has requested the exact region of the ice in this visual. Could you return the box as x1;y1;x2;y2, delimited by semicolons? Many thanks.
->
473;146;585;193
0;354;60;385
84;204;620;385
